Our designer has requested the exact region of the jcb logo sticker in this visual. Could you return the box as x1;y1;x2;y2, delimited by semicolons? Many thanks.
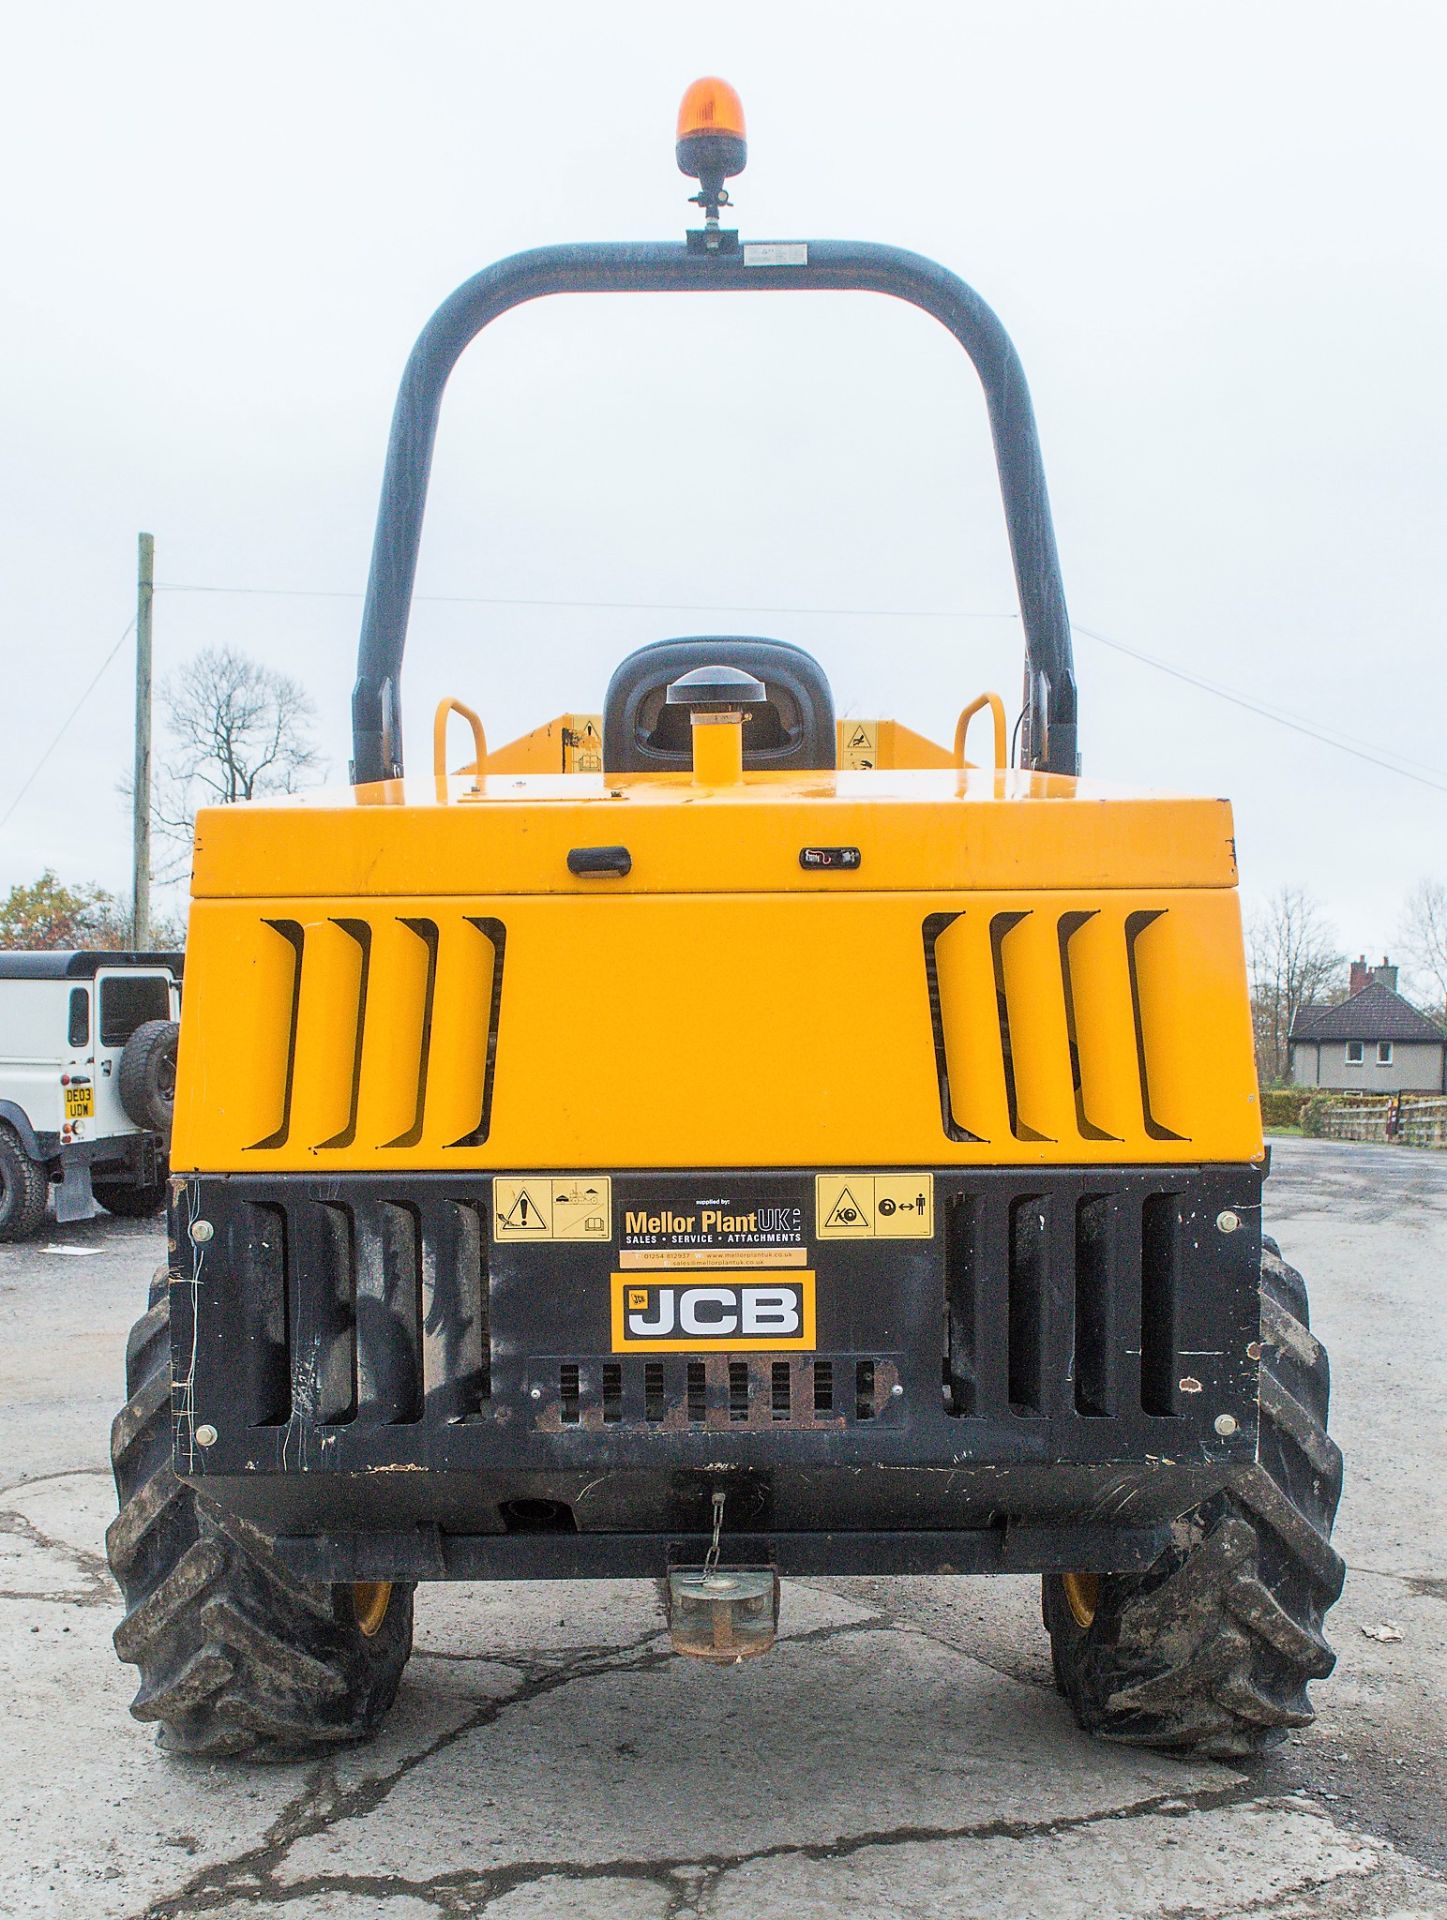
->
610;1272;815;1352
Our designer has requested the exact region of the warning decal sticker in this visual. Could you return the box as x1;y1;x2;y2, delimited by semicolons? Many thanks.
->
492;1177;612;1242
839;720;878;770
815;1174;934;1239
562;714;603;773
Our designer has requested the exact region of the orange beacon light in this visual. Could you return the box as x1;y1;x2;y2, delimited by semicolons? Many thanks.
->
676;78;747;223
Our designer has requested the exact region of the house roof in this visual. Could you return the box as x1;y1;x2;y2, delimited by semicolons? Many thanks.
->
1290;980;1445;1044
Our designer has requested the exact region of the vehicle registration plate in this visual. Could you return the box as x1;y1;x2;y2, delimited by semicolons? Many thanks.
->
64;1086;94;1120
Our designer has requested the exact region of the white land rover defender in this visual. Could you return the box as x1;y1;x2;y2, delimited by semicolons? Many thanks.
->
0;952;182;1239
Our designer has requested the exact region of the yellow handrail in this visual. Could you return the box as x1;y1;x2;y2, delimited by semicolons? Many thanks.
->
953;692;1007;772
433;697;488;783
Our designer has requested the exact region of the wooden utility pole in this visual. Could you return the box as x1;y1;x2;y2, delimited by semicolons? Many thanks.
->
132;532;154;950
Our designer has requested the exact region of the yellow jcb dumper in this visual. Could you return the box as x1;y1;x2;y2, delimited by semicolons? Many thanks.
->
108;79;1342;1759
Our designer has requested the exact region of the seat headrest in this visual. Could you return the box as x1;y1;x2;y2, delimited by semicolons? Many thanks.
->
602;637;836;773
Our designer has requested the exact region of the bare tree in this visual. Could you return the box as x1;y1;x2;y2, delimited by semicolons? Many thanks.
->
150;646;321;867
1247;886;1342;1087
1400;878;1447;1016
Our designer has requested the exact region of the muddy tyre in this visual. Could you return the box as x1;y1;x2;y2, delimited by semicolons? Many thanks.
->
0;1127;49;1241
1043;1238;1343;1759
108;1269;414;1758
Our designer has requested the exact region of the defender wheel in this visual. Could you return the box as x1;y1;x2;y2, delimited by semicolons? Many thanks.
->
1043;1240;1343;1759
0;1127;49;1241
94;1176;169;1219
117;1020;180;1137
108;1268;415;1758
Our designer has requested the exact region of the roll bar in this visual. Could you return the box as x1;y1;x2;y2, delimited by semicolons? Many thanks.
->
351;239;1079;784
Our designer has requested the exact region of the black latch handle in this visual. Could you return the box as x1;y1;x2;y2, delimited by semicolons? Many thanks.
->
567;845;632;877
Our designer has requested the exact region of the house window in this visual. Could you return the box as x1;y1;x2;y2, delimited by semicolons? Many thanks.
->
1376;1041;1393;1066
1345;1041;1364;1064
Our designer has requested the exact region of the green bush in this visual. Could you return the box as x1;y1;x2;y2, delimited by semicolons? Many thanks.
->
1261;1087;1311;1129
1299;1091;1333;1138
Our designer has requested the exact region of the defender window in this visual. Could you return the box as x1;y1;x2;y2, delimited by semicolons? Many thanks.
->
1345;1041;1364;1065
99;974;170;1048
67;987;90;1050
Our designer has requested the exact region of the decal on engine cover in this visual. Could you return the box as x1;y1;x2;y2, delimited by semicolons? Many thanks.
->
617;1189;807;1269
611;1271;816;1351
816;1173;935;1238
840;720;877;769
561;714;603;772
492;1176;613;1241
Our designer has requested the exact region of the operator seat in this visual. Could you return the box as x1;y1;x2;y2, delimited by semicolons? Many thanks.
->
602;637;836;773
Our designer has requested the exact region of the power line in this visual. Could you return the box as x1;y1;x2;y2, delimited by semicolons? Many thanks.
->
155;581;1017;622
1071;621;1447;794
157;578;1447;795
0;618;136;830
1074;620;1447;779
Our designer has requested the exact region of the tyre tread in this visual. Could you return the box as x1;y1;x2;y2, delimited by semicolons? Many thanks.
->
0;1126;49;1241
116;1019;180;1135
108;1279;413;1757
1044;1242;1343;1757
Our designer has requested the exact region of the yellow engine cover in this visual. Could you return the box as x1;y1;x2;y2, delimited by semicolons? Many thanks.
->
173;763;1262;1173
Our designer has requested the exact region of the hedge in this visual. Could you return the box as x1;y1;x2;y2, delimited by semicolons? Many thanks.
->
1260;1087;1312;1129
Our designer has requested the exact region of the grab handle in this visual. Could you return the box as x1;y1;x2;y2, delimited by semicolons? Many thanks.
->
433;697;488;784
953;693;1007;772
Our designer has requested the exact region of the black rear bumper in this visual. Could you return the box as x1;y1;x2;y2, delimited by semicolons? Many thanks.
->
169;1164;1264;1581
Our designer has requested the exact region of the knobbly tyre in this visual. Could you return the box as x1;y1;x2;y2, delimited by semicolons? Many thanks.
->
108;79;1343;1759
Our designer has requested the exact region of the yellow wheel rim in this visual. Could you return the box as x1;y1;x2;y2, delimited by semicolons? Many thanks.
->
1061;1571;1100;1630
353;1581;393;1639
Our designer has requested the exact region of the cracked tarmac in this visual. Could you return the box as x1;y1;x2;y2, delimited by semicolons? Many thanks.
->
0;1139;1442;1918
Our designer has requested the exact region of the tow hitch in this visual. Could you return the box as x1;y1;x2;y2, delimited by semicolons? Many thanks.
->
666;1492;780;1662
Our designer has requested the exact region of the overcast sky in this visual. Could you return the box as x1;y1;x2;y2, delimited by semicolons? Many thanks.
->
2;1;1444;978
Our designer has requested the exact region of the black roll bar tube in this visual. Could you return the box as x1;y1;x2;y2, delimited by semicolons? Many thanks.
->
351;240;1079;785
